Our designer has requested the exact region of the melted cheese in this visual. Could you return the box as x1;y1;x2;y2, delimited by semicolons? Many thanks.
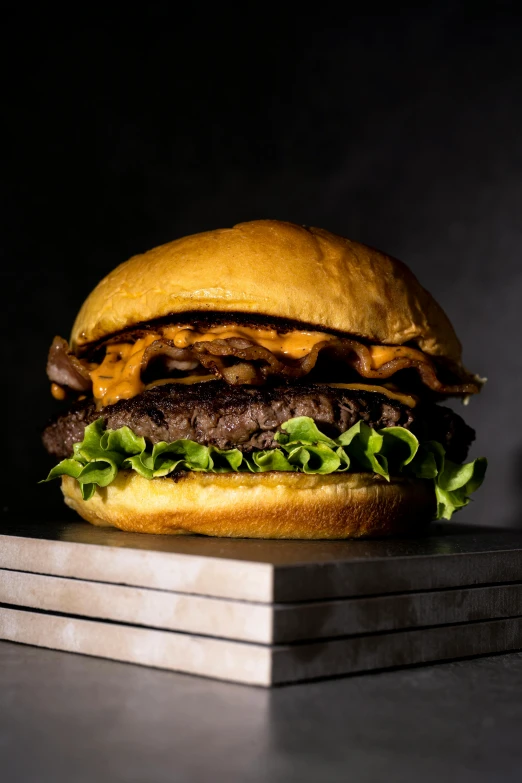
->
144;375;217;389
368;345;426;368
90;334;158;406
164;325;333;358
89;326;333;407
51;383;67;400
88;325;423;408
326;383;417;408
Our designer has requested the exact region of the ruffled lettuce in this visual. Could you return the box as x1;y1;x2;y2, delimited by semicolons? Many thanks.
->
43;416;487;520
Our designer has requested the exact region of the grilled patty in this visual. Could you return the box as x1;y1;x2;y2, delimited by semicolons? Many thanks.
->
42;381;475;463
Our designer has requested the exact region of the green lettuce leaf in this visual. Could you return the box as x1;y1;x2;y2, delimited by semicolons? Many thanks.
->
407;440;444;479
245;449;294;473
337;421;389;478
287;443;343;474
42;416;487;520
276;416;337;447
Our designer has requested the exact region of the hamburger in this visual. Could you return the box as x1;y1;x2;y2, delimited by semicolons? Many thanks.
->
42;219;487;538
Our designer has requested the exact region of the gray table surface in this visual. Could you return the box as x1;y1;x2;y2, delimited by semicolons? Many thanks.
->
1;642;521;783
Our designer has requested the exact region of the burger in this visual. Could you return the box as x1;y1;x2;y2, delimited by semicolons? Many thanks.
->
42;219;487;538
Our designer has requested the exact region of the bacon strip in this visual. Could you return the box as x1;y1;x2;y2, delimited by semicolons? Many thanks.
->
141;340;199;372
319;341;479;396
190;338;479;395
47;334;480;397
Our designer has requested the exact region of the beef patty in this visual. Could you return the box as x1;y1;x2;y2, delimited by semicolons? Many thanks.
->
42;381;475;464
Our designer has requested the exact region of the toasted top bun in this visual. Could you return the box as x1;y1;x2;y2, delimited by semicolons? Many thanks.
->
71;219;462;364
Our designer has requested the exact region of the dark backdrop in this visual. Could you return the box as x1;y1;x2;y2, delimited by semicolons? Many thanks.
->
3;7;522;528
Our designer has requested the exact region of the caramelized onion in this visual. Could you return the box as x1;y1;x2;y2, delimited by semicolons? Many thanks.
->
47;336;92;392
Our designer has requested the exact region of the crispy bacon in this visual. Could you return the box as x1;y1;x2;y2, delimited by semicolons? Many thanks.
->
192;338;290;384
47;336;92;392
141;340;199;372
47;333;480;398
190;337;479;395
318;341;479;396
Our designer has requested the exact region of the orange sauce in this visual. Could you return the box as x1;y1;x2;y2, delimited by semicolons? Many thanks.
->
368;345;426;368
86;326;333;405
326;383;417;408
90;334;157;406
51;383;66;400
89;326;333;407
88;327;426;408
144;375;216;389
165;325;333;359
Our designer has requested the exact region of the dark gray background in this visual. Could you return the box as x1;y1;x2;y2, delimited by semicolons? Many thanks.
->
3;6;522;528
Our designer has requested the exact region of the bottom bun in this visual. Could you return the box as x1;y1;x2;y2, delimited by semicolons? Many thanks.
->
61;471;435;539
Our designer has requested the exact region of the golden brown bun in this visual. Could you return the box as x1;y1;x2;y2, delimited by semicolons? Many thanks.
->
71;219;463;365
61;471;434;539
